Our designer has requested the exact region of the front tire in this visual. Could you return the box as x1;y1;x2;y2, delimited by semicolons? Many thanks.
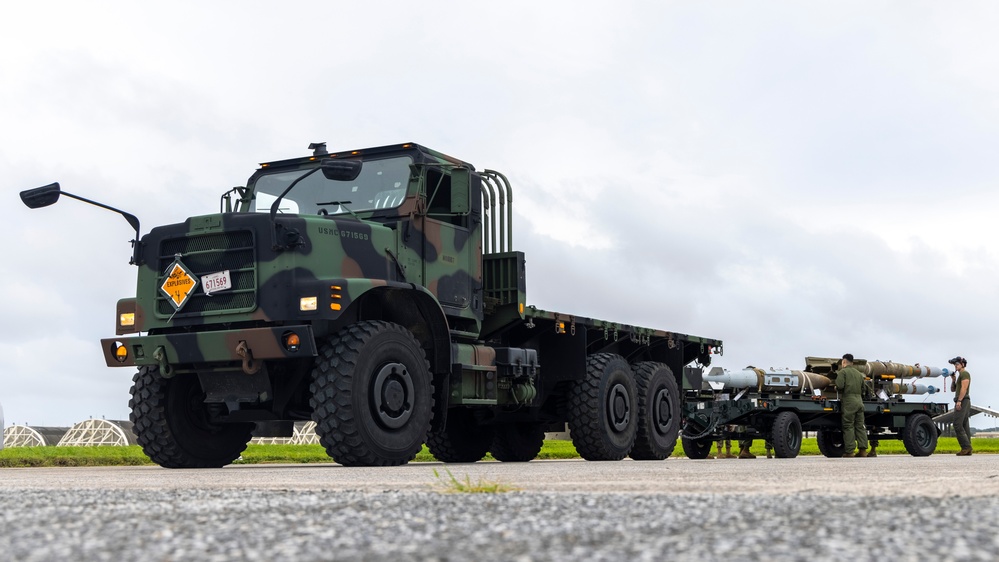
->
771;411;802;458
129;366;253;468
902;413;937;457
310;321;433;466
816;427;845;458
630;362;680;460
567;353;638;461
681;434;714;459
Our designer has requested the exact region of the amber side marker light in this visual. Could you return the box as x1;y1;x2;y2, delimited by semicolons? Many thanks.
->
331;285;343;311
112;341;128;363
283;332;301;352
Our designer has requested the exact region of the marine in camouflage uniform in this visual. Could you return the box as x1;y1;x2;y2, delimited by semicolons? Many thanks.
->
834;353;868;457
949;356;973;455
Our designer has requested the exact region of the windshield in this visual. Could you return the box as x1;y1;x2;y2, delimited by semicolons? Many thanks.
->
249;155;412;215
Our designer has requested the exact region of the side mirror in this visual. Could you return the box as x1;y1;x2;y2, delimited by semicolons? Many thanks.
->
19;181;143;265
321;159;362;181
20;182;62;209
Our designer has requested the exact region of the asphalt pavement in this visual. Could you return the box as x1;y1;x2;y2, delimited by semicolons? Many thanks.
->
1;456;997;561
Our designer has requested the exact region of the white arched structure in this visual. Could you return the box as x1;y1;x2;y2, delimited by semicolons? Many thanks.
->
57;419;137;447
3;425;70;447
291;421;320;445
251;421;320;445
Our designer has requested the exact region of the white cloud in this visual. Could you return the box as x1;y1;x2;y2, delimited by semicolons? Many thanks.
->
4;1;999;426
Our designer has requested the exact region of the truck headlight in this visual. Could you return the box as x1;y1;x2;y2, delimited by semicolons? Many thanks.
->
116;298;139;335
300;297;318;311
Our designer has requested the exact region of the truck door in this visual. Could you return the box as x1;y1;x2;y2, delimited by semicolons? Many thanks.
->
423;167;474;312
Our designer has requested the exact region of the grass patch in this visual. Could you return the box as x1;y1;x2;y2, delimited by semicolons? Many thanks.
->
432;468;519;493
1;438;995;467
0;446;154;468
233;444;335;464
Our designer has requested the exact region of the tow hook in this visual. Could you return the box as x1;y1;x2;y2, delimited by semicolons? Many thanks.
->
236;340;261;374
152;346;174;378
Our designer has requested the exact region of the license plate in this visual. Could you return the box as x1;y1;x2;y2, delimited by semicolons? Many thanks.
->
201;270;232;295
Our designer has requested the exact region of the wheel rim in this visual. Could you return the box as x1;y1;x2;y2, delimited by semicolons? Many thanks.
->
915;420;933;449
372;362;414;429
607;382;631;432
787;422;801;450
653;387;673;435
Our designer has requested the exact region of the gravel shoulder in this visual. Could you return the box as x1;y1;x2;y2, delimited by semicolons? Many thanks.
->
2;456;997;561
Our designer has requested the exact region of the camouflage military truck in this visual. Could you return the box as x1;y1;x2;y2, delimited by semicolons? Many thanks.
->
21;142;722;468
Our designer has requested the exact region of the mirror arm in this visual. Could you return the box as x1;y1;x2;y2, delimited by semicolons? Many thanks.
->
58;192;144;265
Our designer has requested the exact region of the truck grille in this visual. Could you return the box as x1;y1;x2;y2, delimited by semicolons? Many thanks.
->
155;230;257;317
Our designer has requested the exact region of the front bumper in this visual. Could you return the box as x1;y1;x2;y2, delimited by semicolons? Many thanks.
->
100;325;318;368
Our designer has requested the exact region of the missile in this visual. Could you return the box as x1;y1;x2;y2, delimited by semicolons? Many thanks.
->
805;357;952;379
857;361;951;379
705;367;831;393
891;382;939;395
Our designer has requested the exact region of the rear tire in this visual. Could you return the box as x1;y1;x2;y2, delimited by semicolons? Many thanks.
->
426;408;493;463
129;366;253;468
771;411;802;458
490;422;546;462
567;354;638;461
310;321;433;466
902;413;937;457
630;362;680;460
816;427;845;458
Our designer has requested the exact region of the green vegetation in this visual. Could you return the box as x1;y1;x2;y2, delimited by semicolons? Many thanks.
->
1;438;995;468
0;446;154;467
432;468;519;493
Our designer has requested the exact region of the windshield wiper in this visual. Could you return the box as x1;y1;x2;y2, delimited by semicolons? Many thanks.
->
317;200;361;221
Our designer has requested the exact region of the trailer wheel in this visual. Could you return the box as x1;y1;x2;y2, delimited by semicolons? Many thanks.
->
902;413;937;457
129;366;253;468
630;362;680;460
490;422;546;462
426;408;493;463
816;427;846;458
567;353;638;461
310;321;433;466
771;411;802;458
681;434;714;459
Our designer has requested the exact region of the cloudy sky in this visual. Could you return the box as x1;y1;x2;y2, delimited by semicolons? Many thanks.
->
3;1;998;428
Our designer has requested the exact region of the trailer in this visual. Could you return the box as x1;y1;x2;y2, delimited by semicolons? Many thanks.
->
681;357;950;458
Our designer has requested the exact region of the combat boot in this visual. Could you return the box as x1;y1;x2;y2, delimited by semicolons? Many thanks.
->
842;451;856;458
957;448;973;456
738;448;756;459
867;448;877;458
857;449;868;458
